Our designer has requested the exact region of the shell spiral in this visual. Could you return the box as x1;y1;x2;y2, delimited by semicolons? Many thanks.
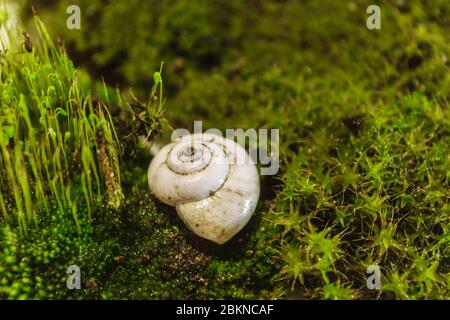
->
148;133;260;244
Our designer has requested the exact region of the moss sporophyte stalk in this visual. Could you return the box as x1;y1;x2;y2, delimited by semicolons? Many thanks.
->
1;17;116;232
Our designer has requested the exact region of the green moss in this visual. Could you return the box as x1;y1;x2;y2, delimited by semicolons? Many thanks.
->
0;204;93;299
92;149;282;299
6;0;450;299
1;146;281;299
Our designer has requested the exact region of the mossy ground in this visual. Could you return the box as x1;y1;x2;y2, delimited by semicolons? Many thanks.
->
1;0;449;299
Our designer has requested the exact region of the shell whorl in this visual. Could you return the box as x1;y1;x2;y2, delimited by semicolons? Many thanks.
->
148;133;260;244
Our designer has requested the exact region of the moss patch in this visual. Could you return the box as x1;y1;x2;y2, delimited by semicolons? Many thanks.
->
4;0;450;299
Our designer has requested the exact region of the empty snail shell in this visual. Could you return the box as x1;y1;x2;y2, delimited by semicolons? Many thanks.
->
148;133;260;244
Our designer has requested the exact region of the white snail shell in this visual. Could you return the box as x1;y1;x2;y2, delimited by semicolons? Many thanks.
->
148;133;260;244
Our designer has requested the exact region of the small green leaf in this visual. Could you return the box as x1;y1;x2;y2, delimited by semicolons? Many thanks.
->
64;131;71;143
48;128;57;140
153;71;162;85
4;126;15;138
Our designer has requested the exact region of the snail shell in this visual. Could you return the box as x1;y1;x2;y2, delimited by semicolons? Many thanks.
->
148;133;260;244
